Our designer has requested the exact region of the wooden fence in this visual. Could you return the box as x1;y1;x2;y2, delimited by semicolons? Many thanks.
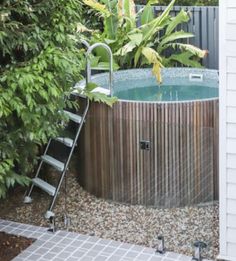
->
136;6;219;70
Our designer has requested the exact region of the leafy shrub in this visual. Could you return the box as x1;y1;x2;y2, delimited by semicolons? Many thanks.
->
81;3;103;30
0;0;84;198
83;0;207;82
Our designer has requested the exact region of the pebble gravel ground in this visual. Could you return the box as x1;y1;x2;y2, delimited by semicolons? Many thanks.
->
0;171;219;260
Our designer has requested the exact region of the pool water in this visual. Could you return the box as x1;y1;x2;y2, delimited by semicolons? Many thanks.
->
114;83;218;102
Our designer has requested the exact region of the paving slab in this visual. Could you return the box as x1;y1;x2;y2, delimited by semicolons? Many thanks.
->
0;219;211;261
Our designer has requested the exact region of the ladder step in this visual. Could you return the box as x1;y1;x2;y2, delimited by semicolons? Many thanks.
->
70;90;87;99
41;155;65;172
77;93;87;99
55;137;74;147
32;178;56;196
63;110;82;124
92;87;110;96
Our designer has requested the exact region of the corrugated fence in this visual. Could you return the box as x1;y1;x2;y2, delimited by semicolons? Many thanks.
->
136;6;219;70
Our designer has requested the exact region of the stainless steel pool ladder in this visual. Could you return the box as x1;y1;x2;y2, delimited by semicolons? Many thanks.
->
23;40;92;221
23;96;90;220
23;40;113;221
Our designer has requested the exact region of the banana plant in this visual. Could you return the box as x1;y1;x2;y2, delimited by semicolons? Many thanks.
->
82;0;207;83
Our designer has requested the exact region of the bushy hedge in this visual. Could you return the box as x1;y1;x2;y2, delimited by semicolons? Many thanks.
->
134;0;218;5
0;0;84;197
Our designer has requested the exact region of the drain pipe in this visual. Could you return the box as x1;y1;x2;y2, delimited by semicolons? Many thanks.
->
192;241;207;261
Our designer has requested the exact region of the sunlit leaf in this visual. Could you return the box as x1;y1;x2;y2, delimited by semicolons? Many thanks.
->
128;33;143;45
166;9;190;35
158;31;194;52
140;4;154;25
116;41;137;56
166;52;204;67
83;0;111;17
169;43;208;58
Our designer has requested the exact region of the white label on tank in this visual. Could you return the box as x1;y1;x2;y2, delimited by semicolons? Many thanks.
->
189;73;203;82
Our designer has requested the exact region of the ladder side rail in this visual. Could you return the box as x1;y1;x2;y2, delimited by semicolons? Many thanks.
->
47;99;90;213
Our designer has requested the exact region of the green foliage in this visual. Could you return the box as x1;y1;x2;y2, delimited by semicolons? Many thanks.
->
81;2;103;31
0;0;84;198
134;0;218;6
82;0;207;83
76;82;118;107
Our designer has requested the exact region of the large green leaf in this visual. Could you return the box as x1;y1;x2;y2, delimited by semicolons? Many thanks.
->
104;0;118;39
86;92;118;107
140;0;160;25
142;47;162;63
165;9;190;35
90;55;101;67
128;33;143;45
165;52;203;67
134;47;142;66
158;31;194;52
83;83;118;107
118;0;123;19
169;43;208;58
141;4;154;25
141;47;163;83
117;0;136;28
94;46;110;62
115;41;136;56
141;0;176;44
104;16;118;39
116;33;143;56
123;0;136;20
83;0;111;17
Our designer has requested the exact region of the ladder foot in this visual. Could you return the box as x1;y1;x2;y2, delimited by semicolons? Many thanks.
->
63;213;71;228
45;210;55;220
23;196;32;204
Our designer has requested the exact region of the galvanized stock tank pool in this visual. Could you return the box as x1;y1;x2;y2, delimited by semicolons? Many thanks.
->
77;68;219;208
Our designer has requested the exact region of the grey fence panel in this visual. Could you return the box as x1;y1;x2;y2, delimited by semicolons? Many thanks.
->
136;6;219;69
215;7;219;69
201;8;208;67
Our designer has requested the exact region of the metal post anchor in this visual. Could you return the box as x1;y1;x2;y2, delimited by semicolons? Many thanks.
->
46;211;56;233
192;241;207;261
156;235;166;254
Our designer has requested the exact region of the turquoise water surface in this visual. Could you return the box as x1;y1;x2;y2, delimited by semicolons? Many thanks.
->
113;81;219;102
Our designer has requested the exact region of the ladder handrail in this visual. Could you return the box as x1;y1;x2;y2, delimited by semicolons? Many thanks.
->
81;39;90;49
86;43;113;96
